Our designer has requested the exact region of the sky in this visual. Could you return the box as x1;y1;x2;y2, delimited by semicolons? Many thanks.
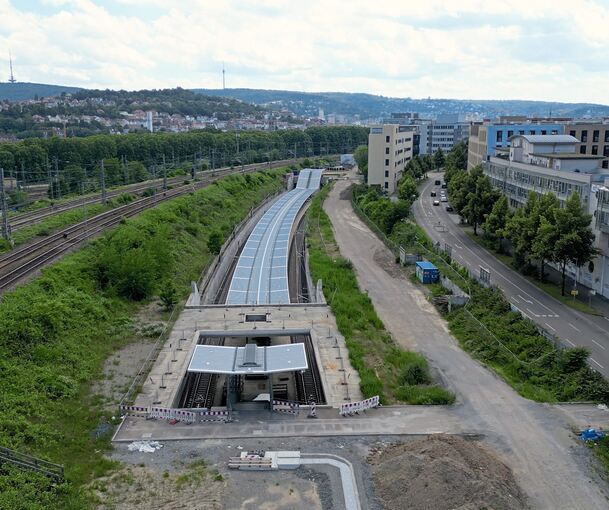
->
1;0;609;103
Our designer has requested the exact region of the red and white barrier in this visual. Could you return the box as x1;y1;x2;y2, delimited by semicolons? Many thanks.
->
120;405;150;416
339;395;380;416
272;399;300;415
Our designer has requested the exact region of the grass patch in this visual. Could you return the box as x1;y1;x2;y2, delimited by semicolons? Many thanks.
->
465;229;601;316
0;168;288;510
306;186;454;405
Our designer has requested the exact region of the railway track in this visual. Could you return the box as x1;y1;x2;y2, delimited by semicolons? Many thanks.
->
178;336;225;408
0;163;284;292
292;334;325;405
7;158;298;231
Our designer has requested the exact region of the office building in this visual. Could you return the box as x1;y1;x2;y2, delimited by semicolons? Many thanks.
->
367;124;414;193
564;121;609;169
468;118;564;169
484;134;609;297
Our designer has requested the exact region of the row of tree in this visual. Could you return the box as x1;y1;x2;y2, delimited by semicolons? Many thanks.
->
0;125;368;192
445;155;598;295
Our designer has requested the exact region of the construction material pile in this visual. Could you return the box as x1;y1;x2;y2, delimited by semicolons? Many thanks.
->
369;435;529;510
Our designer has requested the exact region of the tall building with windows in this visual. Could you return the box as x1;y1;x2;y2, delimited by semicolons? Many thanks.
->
565;121;609;169
483;134;609;297
367;124;414;193
468;119;564;169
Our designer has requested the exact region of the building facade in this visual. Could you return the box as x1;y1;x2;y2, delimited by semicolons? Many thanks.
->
468;119;564;169
565;121;609;169
484;134;609;297
368;124;414;193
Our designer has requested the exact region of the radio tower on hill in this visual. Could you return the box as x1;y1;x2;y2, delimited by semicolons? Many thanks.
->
8;50;16;83
222;62;226;89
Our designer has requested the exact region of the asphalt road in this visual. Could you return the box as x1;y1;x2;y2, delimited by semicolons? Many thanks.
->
413;171;609;378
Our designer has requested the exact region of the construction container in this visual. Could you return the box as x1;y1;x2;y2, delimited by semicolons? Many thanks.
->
415;261;439;284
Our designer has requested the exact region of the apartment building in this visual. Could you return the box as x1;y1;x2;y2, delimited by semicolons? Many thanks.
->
367;124;414;193
565;121;609;169
468;118;564;169
484;134;609;297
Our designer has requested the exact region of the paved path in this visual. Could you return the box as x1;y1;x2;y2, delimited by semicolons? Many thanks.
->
324;176;609;510
413;171;609;378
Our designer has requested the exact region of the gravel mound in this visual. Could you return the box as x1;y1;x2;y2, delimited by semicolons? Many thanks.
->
368;435;529;510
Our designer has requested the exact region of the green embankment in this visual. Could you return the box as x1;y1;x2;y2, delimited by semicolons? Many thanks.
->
0;168;287;510
306;186;454;405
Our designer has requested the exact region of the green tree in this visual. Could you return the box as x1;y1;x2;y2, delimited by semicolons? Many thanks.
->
433;148;445;169
159;281;178;310
551;192;598;295
397;175;418;203
353;145;368;181
461;174;499;235
443;141;468;182
504;192;539;269
207;230;224;255
530;193;560;281
482;194;509;251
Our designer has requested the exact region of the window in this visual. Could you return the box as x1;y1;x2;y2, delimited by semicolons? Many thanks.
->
541;130;547;135
603;161;608;169
507;130;514;138
384;182;389;189
605;131;609;143
570;130;576;137
551;130;558;135
592;145;598;155
529;130;535;134
385;170;389;177
386;135;390;143
385;159;389;166
581;130;588;142
593;130;600;143
385;147;389;154
580;146;586;154
603;145;609;157
496;131;503;142
519;130;525;135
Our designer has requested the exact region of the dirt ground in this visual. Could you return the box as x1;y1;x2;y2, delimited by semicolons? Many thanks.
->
91;300;167;411
369;435;529;510
92;459;225;510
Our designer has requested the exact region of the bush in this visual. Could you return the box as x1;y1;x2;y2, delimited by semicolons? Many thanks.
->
207;230;223;255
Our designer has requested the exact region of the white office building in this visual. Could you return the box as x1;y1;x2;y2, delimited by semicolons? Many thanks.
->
367;124;414;193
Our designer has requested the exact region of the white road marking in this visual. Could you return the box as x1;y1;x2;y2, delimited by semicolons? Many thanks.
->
568;323;581;332
591;339;606;350
526;307;538;317
512;296;520;303
591;358;605;369
564;338;575;347
544;322;556;332
518;295;533;304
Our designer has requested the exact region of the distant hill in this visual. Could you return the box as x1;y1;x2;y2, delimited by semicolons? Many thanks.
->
195;88;609;119
0;82;83;101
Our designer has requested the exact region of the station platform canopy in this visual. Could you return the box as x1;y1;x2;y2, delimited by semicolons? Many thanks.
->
187;343;308;375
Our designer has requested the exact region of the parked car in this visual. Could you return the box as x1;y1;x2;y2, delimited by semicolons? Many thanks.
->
446;205;454;212
434;179;441;185
430;191;437;197
433;200;440;206
440;196;448;202
441;182;447;189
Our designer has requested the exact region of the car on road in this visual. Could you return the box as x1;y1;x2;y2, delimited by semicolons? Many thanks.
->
434;179;441;185
431;191;437;197
446;205;454;212
433;200;440;206
441;183;447;189
441;196;448;202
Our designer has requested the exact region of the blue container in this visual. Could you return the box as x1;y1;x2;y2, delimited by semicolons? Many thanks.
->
415;261;439;284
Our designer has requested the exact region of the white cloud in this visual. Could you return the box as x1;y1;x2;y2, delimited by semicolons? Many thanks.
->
0;0;608;104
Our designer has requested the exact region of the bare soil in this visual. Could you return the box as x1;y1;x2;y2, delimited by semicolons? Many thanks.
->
91;300;167;411
368;435;529;510
93;460;225;510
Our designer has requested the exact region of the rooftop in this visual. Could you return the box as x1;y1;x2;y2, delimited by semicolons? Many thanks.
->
509;134;578;144
187;343;308;374
530;153;604;160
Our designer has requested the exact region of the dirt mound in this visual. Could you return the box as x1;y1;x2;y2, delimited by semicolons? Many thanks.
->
368;435;529;510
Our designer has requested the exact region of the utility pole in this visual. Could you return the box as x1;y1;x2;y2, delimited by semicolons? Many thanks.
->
122;155;128;184
162;154;167;191
54;157;61;200
0;167;11;242
222;62;225;90
47;158;53;200
100;160;107;204
20;160;25;191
